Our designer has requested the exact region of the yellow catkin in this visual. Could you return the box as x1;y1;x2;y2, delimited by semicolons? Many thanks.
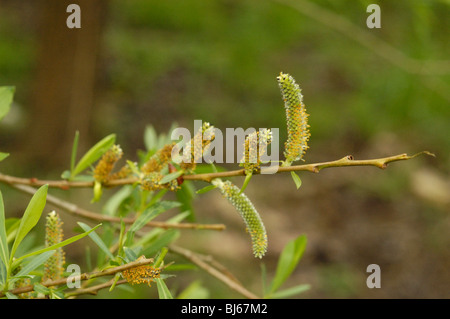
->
141;143;175;174
277;72;310;166
180;122;215;171
240;129;272;174
122;265;162;287
43;211;65;282
140;171;179;192
93;145;124;183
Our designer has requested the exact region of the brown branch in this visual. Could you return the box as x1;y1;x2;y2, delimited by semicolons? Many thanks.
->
169;244;260;299
10;184;226;231
183;152;435;182
1;257;154;298
0;152;433;187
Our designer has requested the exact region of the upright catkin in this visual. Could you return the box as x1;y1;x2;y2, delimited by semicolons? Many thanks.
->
240;129;272;175
212;179;267;258
277;72;310;166
93;144;123;183
43;211;65;281
180;122;215;171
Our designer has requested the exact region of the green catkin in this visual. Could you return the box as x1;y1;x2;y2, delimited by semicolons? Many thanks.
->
44;211;65;282
277;72;310;166
212;179;267;258
240;129;272;174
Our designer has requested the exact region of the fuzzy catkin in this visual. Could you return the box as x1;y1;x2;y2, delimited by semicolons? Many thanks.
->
213;179;267;258
277;72;310;165
180;122;215;171
141;143;175;174
240;129;272;175
93;144;124;183
44;211;65;281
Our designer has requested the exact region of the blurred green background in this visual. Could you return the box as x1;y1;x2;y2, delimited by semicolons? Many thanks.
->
0;0;449;298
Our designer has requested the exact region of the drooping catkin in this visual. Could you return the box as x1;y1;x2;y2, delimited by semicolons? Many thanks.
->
240;129;272;175
43;211;65;282
212;179;267;258
277;72;310;166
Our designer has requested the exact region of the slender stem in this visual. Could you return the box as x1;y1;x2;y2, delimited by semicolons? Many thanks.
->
0;152;433;186
10;184;226;231
169;244;260;299
0;257;154;298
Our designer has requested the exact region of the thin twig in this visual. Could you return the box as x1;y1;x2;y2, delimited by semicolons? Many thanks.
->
9;184;226;231
169;244;260;299
0;257;154;298
0;152;433;186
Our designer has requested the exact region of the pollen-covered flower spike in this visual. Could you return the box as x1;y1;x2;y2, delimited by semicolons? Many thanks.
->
141;143;175;174
277;72;310;166
44;211;65;282
212;179;268;258
240;129;272;175
93;144;124;183
180;122;215;171
122;264;162;287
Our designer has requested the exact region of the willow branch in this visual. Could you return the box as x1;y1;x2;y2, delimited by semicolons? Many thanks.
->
169;244;260;299
10;184;226;231
183;151;434;183
0;152;433;188
0;257;154;298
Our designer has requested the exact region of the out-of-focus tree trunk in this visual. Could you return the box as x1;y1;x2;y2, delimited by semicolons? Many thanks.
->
24;0;107;169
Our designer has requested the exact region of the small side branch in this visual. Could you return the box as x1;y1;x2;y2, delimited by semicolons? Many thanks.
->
0;257;154;298
10;184;226;231
0;152;433;186
169;244;260;299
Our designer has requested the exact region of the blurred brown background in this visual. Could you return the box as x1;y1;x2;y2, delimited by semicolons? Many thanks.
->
0;0;448;298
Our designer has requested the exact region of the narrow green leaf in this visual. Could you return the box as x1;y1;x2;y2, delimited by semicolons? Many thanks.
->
177;280;210;299
33;282;50;295
268;284;310;299
14;224;102;264
11;250;55;283
195;185;217;194
0;258;6;285
123;247;138;262
5;292;18;299
144;125;158;152
270;235;307;293
0;152;9;162
70;130;80;174
78;222;114;260
102;186;134;216
72;134;116;177
9;185;48;264
129;201;180;233
155;278;173;299
134;211;189;248
0;192;9;267
0;86;15;121
142;230;179;257
291;171;302;189
159;170;184;185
